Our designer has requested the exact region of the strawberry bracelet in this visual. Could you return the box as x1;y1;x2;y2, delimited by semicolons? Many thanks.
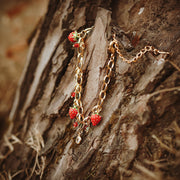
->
68;27;169;144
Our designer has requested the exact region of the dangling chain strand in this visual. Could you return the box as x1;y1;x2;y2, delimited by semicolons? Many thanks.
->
74;37;85;122
68;28;169;144
111;34;169;63
92;47;116;114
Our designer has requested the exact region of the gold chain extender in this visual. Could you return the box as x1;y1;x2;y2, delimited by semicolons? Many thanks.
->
68;27;169;144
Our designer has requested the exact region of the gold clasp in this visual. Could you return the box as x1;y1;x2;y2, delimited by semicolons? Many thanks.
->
109;40;116;54
108;33;118;54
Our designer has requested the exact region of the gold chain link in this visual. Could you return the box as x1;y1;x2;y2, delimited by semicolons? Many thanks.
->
73;27;94;125
112;34;169;63
92;51;115;114
74;37;85;123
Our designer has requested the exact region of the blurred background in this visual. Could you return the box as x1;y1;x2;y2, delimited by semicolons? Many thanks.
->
0;0;48;118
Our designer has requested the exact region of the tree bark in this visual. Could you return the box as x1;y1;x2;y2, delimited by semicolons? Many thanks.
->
1;0;180;179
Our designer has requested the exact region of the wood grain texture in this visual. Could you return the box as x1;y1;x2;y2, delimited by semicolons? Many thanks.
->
1;0;180;179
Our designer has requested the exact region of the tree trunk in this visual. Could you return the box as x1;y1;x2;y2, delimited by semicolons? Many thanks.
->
1;0;180;179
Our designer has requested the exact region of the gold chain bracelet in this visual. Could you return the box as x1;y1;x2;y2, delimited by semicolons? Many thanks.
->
68;27;169;144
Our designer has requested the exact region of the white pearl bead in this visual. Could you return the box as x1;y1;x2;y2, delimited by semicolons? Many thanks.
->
76;135;82;144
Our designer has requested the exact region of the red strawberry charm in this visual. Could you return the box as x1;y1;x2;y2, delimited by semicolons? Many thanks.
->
71;92;75;98
69;107;78;119
73;122;78;127
73;43;79;48
91;114;102;126
68;31;79;43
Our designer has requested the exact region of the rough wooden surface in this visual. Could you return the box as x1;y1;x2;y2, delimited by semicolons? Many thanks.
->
1;0;180;179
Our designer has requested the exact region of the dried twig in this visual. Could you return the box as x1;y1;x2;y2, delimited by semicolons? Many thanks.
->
134;162;161;180
152;134;176;154
25;125;46;179
0;134;22;159
149;86;180;98
168;60;180;72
